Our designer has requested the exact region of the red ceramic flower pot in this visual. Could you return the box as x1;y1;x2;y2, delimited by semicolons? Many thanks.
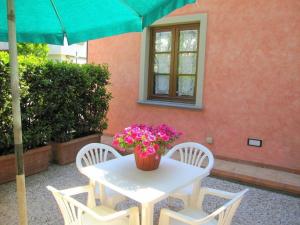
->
134;151;161;171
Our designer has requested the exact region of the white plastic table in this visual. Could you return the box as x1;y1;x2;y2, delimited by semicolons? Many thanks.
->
80;154;209;225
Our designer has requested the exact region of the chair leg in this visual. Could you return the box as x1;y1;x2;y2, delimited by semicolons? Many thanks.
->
104;194;127;209
104;198;115;209
167;197;172;208
181;196;189;208
158;210;170;225
129;207;140;225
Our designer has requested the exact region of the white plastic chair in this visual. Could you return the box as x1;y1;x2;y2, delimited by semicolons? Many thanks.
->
47;185;140;225
165;142;215;206
76;143;126;208
159;187;248;225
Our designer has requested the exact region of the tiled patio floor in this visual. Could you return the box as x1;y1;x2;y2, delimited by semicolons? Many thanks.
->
0;163;299;225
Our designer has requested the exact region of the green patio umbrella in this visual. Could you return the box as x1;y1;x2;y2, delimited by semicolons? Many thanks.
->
0;0;196;224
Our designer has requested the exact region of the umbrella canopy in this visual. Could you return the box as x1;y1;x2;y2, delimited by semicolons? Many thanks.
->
0;0;196;225
1;0;195;44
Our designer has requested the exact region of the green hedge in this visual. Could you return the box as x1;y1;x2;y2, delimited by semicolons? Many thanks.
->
0;52;111;155
0;56;13;155
0;52;48;155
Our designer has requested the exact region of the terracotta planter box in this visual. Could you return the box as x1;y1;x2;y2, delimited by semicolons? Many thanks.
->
0;145;50;184
52;134;101;165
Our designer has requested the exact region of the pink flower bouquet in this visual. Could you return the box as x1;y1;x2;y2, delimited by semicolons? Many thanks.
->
113;124;182;158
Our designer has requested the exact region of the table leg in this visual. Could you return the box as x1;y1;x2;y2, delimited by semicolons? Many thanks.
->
141;203;154;225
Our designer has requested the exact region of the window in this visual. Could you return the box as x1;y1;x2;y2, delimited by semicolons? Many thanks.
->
148;24;199;103
139;14;207;109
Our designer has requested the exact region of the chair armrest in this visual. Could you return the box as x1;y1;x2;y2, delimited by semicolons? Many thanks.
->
58;185;96;207
100;209;130;221
160;207;229;225
196;188;249;223
161;207;229;225
59;185;93;196
160;208;197;225
85;206;139;222
200;188;237;199
197;188;246;210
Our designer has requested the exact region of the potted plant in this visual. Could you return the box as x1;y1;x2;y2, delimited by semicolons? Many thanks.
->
113;124;182;171
0;109;51;184
0;52;51;184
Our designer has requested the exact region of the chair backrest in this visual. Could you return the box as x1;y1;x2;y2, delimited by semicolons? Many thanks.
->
76;143;121;171
214;189;248;225
165;142;214;173
47;186;87;225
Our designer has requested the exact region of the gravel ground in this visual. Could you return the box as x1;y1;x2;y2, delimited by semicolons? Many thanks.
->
0;163;299;225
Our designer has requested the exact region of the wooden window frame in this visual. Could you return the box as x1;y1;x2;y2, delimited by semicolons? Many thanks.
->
148;23;200;104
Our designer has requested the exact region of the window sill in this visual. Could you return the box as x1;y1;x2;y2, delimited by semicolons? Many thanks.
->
137;100;203;110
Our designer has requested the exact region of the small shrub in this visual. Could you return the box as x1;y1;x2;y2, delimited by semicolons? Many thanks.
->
21;62;51;150
0;56;13;154
74;63;111;138
41;62;111;142
0;51;50;155
0;52;111;155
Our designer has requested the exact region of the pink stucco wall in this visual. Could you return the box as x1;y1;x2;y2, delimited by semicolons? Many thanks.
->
88;0;300;172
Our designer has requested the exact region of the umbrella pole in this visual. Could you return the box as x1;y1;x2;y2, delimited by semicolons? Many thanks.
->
7;1;28;225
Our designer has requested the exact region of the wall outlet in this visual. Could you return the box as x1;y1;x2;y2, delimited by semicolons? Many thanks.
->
247;138;262;147
206;136;213;144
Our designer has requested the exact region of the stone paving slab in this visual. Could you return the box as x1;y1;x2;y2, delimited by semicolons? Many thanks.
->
0;163;299;225
212;159;300;195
